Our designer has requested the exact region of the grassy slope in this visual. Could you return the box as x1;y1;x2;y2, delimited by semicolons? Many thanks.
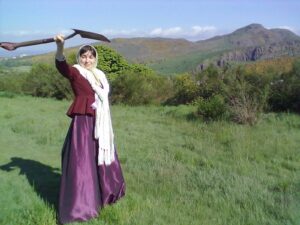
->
0;95;299;225
148;49;228;75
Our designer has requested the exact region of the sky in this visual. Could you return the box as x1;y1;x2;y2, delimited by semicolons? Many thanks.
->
0;0;299;57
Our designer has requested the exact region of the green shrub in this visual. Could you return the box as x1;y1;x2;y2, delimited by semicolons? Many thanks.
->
196;95;228;120
0;72;27;94
197;64;226;98
223;68;270;125
165;73;198;105
22;63;73;100
269;59;300;112
95;45;130;76
111;70;172;105
192;65;270;124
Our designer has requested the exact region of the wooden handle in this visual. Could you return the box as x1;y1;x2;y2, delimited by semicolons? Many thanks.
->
15;38;55;48
14;31;77;49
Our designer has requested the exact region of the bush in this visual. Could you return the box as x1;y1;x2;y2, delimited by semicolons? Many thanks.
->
223;67;270;124
197;64;226;98
22;64;73;100
196;94;228;121
0;72;26;94
269;59;300;112
111;70;172;105
228;92;265;125
165;73;198;105
191;65;270;124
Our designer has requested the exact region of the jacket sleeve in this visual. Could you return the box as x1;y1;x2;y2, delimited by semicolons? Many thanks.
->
55;59;78;80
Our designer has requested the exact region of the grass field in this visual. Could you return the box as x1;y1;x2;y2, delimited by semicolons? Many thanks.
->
0;94;299;225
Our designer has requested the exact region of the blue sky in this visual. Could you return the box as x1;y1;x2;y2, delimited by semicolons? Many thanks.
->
1;0;299;57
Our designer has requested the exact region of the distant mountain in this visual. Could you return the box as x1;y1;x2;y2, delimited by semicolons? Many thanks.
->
107;23;300;74
207;23;300;48
213;24;300;67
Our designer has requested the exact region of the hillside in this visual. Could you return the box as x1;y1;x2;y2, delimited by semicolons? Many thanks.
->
149;24;300;74
2;23;300;75
215;24;300;66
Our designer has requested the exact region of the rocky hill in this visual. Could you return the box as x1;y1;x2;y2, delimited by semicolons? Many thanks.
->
212;24;300;67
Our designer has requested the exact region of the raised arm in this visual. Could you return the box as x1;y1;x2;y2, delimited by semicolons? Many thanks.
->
54;34;78;80
54;34;65;61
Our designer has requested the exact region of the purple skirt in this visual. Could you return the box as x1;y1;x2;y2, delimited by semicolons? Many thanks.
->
59;115;125;224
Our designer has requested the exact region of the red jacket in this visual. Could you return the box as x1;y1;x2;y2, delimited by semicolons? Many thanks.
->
56;59;95;117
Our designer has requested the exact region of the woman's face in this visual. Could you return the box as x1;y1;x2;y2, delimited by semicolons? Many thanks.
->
79;50;96;69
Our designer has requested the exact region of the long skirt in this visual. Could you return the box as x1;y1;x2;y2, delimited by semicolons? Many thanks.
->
58;115;125;224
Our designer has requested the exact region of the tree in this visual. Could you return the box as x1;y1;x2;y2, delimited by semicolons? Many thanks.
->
94;45;130;76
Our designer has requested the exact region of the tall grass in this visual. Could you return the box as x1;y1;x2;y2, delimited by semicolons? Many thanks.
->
0;95;299;225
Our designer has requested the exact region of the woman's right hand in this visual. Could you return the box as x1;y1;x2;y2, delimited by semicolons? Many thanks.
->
54;34;65;46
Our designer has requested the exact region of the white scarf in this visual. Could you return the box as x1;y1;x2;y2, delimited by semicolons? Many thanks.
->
73;45;115;165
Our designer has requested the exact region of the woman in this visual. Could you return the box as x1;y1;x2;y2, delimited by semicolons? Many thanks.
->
54;35;125;224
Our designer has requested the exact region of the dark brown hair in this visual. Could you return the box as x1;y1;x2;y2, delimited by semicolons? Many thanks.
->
79;45;97;57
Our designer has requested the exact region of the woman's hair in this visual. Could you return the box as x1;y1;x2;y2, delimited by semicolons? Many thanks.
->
79;45;97;57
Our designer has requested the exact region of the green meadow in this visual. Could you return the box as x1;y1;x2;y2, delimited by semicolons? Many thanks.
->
0;94;299;225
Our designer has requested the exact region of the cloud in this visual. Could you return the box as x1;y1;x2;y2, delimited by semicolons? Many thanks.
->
277;25;300;35
191;26;216;35
150;27;183;36
278;26;295;31
148;25;218;40
102;28;140;36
